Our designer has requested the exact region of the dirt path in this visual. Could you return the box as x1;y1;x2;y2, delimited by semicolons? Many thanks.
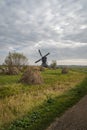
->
46;95;87;130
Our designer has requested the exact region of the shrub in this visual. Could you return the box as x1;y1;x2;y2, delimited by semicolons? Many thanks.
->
39;66;45;71
20;67;43;85
50;60;57;69
7;67;19;75
61;67;69;74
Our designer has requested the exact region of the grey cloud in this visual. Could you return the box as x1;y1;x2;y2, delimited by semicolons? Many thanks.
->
0;0;87;64
38;45;87;61
63;28;87;43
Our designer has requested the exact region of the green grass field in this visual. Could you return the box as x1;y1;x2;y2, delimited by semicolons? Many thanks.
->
0;68;87;130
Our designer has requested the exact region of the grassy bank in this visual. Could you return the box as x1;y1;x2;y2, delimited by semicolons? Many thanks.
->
0;69;87;130
3;77;87;130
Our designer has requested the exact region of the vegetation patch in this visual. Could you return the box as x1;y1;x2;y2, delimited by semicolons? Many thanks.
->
20;67;43;85
2;77;87;130
0;68;87;130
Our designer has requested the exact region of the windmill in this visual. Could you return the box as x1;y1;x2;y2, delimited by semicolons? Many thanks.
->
35;50;50;67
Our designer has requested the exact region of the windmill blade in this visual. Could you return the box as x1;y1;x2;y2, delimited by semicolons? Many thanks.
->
44;52;50;57
38;49;43;57
35;58;42;63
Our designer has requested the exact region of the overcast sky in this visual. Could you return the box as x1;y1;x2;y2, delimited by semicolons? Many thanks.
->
0;0;87;65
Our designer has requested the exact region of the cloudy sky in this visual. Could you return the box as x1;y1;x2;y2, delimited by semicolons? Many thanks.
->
0;0;87;65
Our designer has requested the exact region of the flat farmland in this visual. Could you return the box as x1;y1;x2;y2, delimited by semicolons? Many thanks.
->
0;68;87;130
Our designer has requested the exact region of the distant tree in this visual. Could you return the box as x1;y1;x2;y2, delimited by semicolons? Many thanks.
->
4;52;28;69
50;60;57;69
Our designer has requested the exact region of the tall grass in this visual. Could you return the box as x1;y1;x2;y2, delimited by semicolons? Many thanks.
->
0;69;86;129
3;77;87;130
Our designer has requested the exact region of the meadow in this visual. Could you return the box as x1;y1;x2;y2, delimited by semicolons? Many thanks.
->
0;68;87;130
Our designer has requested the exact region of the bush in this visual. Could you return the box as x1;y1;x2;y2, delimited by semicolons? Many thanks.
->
40;66;45;71
20;67;43;85
0;67;19;75
50;60;57;69
7;67;19;75
61;67;69;74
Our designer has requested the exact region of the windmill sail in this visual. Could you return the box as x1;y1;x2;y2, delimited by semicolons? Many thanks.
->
38;50;43;57
35;58;42;63
43;53;50;57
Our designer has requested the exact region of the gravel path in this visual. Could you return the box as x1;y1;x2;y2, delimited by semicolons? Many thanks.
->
46;95;87;130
